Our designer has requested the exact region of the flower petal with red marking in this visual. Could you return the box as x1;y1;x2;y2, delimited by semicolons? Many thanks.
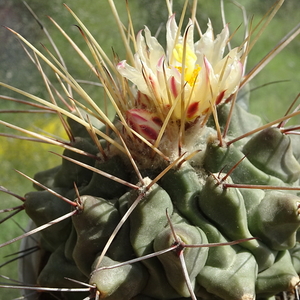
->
126;109;162;143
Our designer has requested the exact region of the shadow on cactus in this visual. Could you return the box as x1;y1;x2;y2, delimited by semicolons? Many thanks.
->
1;0;300;299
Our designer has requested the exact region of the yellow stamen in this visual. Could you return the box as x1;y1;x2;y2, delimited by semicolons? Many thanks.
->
175;65;201;86
173;43;201;86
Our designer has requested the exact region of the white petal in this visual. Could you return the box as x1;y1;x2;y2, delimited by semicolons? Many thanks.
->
223;61;243;97
214;48;241;74
193;56;219;113
117;60;150;97
194;20;214;63
144;26;165;70
210;24;230;65
167;14;183;60
156;56;169;99
183;19;195;51
214;48;243;97
136;30;148;66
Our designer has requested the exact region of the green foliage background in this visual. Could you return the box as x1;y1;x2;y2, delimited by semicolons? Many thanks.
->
0;0;299;298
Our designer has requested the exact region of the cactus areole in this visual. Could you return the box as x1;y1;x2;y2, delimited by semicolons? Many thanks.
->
1;1;300;300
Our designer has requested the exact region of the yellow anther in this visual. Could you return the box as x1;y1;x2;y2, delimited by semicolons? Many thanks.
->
173;44;201;86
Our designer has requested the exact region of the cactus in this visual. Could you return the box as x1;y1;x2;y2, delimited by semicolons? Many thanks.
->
1;1;300;300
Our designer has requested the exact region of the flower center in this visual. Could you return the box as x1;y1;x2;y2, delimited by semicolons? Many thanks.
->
172;43;201;86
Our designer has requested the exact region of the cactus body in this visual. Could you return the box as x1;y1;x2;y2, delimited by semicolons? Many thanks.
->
19;101;300;300
1;2;300;300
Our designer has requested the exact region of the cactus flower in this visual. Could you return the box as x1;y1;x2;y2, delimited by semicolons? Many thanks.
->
126;109;163;143
117;16;243;126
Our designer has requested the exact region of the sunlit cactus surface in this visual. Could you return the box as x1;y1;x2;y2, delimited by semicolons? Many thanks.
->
1;1;300;300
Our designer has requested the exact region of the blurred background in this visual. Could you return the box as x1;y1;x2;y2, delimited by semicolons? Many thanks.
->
0;0;299;298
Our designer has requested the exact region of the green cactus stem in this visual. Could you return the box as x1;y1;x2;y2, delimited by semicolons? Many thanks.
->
90;256;148;300
243;127;300;183
72;195;120;276
154;223;208;297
